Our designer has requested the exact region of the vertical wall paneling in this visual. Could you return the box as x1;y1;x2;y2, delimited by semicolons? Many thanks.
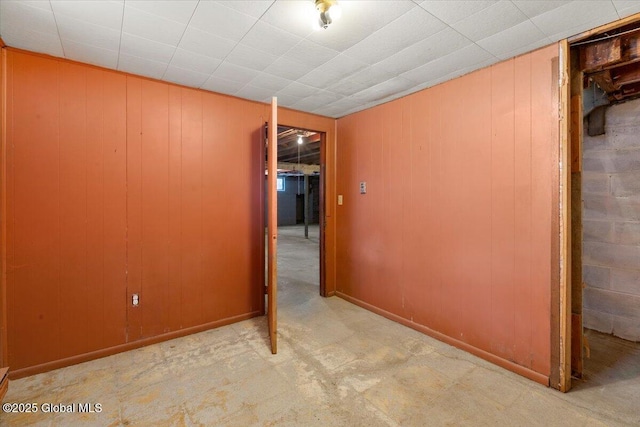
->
490;60;516;361
140;79;171;338
58;62;89;359
179;88;204;329
0;47;7;368
167;85;183;331
96;70;128;349
336;45;560;384
9;54;62;368
126;77;143;342
513;54;534;368
2;49;336;376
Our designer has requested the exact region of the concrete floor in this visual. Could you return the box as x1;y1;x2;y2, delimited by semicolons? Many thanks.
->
2;224;639;426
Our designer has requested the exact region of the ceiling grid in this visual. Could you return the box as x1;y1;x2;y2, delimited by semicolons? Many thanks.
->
1;0;639;117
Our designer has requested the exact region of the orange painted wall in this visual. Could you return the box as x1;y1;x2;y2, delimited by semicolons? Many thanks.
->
2;49;335;375
336;45;560;382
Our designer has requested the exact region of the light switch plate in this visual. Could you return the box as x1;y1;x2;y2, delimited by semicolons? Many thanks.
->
338;195;343;205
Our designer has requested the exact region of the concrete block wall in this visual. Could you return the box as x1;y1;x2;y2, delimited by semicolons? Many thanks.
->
583;100;640;342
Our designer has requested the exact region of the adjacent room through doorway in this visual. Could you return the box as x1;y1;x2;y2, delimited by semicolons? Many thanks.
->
568;21;640;390
264;124;326;321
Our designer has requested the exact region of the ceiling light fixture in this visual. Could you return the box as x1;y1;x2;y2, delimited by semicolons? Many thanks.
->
297;134;304;144
313;0;342;30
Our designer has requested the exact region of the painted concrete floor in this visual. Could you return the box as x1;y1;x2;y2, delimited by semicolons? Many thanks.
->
2;224;639;426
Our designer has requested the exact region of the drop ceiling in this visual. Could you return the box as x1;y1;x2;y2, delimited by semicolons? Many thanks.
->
1;1;640;118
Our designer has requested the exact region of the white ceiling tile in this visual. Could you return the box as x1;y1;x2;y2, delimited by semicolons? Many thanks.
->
3;0;634;118
328;65;395;95
125;0;198;24
1;1;58;35
216;1;274;18
248;72;293;92
311;106;344;118
201;75;246;95
306;18;372;52
240;21;303;56
122;6;187;46
62;39;119;69
190;1;258;42
297;67;342;89
225;44;278;71
451;0;528;42
476;20;550;59
263;57;316;80
121;33;177;63
261;0;317;38
56;13;121;51
284;40;339;69
343;8;447;64
212;62;260;85
272;92;303;107
531;1;619;40
374;27;471;74
178;26;237;60
4;1;53;12
170;48;222;75
340;1;417;33
511;1;572;19
278;82;319;98
1;26;64;57
291;91;343;112
318;54;368;78
614;0;640;17
418;0;498;24
290;97;329;112
495;38;553;61
327;77;371;97
118;53;168;80
401;44;495;84
351;76;417;103
163;65;210;88
235;85;273;103
50;0;123;30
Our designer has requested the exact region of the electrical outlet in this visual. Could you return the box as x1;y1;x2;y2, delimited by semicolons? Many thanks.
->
132;294;139;306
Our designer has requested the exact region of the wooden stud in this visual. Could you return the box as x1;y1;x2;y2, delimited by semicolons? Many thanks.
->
558;39;572;393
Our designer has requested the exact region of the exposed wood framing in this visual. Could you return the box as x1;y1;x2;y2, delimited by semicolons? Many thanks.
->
581;27;640;101
559;39;572;393
275;162;320;175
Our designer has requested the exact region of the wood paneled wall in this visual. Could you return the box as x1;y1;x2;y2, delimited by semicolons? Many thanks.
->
2;49;335;376
336;45;560;384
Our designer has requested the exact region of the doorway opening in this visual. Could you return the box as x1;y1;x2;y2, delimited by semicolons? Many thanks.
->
568;18;640;391
264;124;327;297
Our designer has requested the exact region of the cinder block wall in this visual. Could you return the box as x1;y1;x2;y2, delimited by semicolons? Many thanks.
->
583;100;640;342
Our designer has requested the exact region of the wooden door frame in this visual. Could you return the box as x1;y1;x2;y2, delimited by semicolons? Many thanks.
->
267;97;278;354
319;131;327;297
558;12;640;392
558;38;572;393
274;123;327;297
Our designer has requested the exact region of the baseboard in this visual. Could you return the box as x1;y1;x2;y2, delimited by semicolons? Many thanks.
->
9;310;263;380
336;292;550;387
0;367;8;402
